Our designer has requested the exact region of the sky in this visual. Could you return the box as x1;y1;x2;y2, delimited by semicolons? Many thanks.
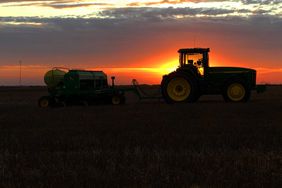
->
0;0;281;85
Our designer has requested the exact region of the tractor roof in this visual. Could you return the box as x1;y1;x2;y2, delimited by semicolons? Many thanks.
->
178;48;210;53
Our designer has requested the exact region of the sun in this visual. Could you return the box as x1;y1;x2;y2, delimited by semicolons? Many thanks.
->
154;60;179;75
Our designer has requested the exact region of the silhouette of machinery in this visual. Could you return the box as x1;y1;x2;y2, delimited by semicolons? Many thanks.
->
38;68;125;107
38;48;266;107
161;48;264;103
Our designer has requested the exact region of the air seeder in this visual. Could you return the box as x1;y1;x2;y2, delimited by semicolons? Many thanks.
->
38;68;125;107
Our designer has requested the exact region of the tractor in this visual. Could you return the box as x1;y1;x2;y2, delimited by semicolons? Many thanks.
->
38;68;125;107
161;48;265;103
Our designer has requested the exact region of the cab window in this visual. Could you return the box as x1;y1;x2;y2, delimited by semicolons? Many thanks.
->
185;53;204;76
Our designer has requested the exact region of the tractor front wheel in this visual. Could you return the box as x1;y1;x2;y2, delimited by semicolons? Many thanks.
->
223;81;250;102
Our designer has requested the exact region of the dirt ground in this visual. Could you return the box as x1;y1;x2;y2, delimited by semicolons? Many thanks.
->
0;86;281;187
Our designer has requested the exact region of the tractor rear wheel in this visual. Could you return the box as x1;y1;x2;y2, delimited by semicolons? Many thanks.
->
161;73;198;103
223;81;250;102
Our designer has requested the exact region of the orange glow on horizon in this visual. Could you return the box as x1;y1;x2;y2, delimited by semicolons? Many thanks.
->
90;59;178;75
1;63;282;85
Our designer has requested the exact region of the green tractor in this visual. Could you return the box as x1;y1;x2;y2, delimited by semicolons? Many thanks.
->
161;48;265;103
38;68;125;107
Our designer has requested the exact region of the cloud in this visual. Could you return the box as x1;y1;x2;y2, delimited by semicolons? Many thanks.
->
0;0;110;8
127;0;232;6
99;7;239;20
0;0;70;3
98;5;281;21
43;1;111;9
1;0;280;19
241;0;282;5
0;12;281;68
127;0;282;7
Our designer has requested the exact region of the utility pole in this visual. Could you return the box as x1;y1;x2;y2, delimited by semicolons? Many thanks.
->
19;60;22;86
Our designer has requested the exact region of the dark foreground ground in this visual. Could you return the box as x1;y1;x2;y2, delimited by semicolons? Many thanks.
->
0;86;281;187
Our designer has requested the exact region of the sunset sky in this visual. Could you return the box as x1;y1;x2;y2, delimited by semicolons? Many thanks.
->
0;0;281;85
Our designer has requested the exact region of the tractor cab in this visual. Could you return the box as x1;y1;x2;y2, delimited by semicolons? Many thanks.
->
178;48;210;76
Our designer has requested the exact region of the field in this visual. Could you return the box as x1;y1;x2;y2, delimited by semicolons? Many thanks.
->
0;86;281;187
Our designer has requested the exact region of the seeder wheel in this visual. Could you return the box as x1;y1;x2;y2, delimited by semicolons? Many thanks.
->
38;96;51;108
